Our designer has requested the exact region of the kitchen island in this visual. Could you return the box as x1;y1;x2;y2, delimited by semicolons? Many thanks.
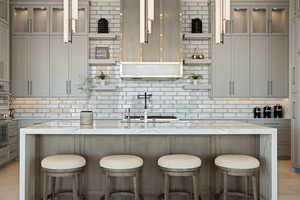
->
20;120;277;200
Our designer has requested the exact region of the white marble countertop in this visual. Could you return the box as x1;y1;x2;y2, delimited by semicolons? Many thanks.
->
20;120;277;135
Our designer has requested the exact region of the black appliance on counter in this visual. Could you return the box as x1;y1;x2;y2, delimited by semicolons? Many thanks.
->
253;107;262;118
263;105;272;118
274;104;284;118
192;18;202;33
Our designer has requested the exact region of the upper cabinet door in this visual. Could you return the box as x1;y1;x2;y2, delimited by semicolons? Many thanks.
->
232;35;250;97
32;7;49;34
28;36;50;97
251;36;269;97
232;8;249;34
270;7;288;34
213;36;232;97
251;8;268;34
11;7;30;34
11;36;29;97
69;36;87;96
269;35;289;97
50;36;69;97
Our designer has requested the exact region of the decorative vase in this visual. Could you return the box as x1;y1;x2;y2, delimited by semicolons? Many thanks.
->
193;79;198;85
100;79;106;86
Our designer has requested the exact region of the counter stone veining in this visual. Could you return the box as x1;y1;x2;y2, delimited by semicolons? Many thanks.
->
20;120;277;135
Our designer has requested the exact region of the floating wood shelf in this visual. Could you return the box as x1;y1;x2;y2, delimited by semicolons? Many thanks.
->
183;58;212;65
183;85;212;90
183;33;212;40
89;85;119;91
88;59;117;65
88;33;118;40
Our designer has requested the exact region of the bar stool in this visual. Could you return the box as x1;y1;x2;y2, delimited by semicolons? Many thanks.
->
99;155;144;200
158;154;202;200
41;154;86;200
215;154;260;200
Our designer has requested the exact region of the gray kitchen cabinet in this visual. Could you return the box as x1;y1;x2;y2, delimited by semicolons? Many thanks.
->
213;3;289;98
269;35;289;97
50;36;69;96
213;35;250;97
0;0;9;23
29;36;50;96
232;36;250;97
213;36;232;97
251;36;269;97
11;35;50;97
50;36;87;97
11;36;29;96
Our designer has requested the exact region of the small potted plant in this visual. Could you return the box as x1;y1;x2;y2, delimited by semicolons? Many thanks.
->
97;71;107;86
190;73;203;85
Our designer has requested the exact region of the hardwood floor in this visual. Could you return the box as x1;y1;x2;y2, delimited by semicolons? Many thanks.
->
0;160;299;200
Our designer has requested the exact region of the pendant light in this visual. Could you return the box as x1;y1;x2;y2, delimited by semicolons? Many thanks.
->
140;0;155;43
64;0;71;43
64;0;79;44
215;0;230;44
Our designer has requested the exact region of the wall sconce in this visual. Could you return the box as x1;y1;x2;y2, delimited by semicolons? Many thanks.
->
215;0;230;44
140;0;154;44
64;0;79;44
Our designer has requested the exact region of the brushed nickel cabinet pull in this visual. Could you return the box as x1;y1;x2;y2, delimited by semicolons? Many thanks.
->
27;80;30;95
69;80;72;94
293;101;296;119
30;80;32;95
229;81;231;96
232;81;235;96
270;81;273;96
66;80;68;94
293;66;296;85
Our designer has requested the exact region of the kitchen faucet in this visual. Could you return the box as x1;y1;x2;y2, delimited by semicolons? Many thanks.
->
137;91;152;122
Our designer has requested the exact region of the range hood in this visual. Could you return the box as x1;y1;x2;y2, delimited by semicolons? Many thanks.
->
120;62;183;79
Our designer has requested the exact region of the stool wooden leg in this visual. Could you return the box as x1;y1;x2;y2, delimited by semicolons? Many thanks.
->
252;175;258;200
51;177;56;200
164;173;169;200
223;173;228;200
192;175;199;200
244;176;248;200
133;172;140;200
104;172;110;200
43;172;48;200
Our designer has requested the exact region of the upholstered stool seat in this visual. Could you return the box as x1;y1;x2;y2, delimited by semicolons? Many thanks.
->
42;155;86;170
158;154;202;200
158;154;202;170
42;154;86;200
215;154;260;170
100;155;143;170
215;154;260;200
100;155;144;200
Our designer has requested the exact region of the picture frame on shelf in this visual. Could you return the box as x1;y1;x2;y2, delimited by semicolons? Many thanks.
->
95;47;110;59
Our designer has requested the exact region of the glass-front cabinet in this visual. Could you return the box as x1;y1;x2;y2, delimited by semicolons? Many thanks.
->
232;8;249;34
11;5;87;35
11;6;49;34
0;0;9;23
271;8;288;34
51;6;87;34
251;8;267;33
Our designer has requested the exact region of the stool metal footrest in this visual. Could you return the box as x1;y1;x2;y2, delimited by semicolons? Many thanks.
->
100;191;144;200
43;190;85;200
159;192;201;200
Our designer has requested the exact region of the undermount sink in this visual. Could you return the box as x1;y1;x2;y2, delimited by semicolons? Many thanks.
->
120;116;177;123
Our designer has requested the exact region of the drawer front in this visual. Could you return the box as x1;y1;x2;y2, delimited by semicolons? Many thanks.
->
8;127;18;137
278;128;291;144
278;144;291;159
248;119;291;128
9;135;18;145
